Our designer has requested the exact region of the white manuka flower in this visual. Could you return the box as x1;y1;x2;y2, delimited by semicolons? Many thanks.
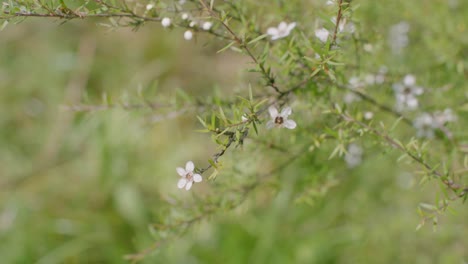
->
392;74;423;111
161;17;171;28
202;21;212;31
184;30;193;40
345;143;363;168
266;22;296;40
433;108;457;125
315;28;330;43
266;106;297;129
413;113;436;139
176;161;202;190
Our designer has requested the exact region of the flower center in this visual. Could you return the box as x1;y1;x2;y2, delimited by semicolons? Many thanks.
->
185;172;193;181
403;87;412;94
274;116;284;125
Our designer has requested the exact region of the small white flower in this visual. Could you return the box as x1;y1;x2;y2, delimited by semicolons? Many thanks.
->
315;28;330;43
161;17;171;28
364;111;374;120
146;4;154;10
393;74;423;111
266;106;297;129
343;92;361;104
345;143;363;168
348;76;363;89
181;13;189;20
413;113;435;139
184;30;193;40
176;161;202;191
241;114;249;122
179;0;186;4
326;0;335;5
433;108;457;125
202;21;212;31
266;22;296;40
189;21;197;27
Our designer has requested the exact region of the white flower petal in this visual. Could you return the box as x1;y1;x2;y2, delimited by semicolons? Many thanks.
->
278;22;287;31
185;181;193;190
266;120;275;129
268;106;278;118
177;178;187;189
280;107;292;117
185;161;194;172
267;27;278;36
403;74;416;86
193;174;202;182
271;35;280;40
283;119;297;129
184;30;193;40
287;22;296;31
176;167;186;176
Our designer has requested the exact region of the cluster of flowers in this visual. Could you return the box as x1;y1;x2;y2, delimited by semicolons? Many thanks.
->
413;109;457;139
177;106;297;190
148;4;213;41
392;74;423;112
391;74;456;138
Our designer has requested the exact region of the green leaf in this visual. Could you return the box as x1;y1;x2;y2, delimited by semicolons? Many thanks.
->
247;34;268;45
197;115;207;128
252;121;258;135
217;41;237;53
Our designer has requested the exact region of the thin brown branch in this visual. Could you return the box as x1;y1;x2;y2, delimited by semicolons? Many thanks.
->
330;0;344;49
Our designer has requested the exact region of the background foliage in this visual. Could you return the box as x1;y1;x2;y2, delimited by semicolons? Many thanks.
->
0;0;467;263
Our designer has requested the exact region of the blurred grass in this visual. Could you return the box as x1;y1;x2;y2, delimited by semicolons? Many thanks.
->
0;0;467;263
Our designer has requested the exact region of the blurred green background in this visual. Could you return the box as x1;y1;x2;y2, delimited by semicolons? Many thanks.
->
0;0;467;263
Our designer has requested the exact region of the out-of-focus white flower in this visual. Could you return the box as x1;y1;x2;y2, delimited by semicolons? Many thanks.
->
146;4;154;10
344;92;361;104
181;13;189;20
413;113;436;139
326;0;336;5
266;106;297;129
241;115;249;122
161;17;171;28
179;0;186;4
176;161;202;191
184;30;193;40
202;21;212;31
414;109;457;139
388;21;410;55
433;108;457;125
189;21;197;27
348;76;364;89
393;74;423;111
364;111;374;120
266;22;296;40
315;28;329;42
345;143;363;168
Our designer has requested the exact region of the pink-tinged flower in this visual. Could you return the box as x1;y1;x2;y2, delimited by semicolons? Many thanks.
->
266;22;296;40
176;161;202;190
266;106;297;129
